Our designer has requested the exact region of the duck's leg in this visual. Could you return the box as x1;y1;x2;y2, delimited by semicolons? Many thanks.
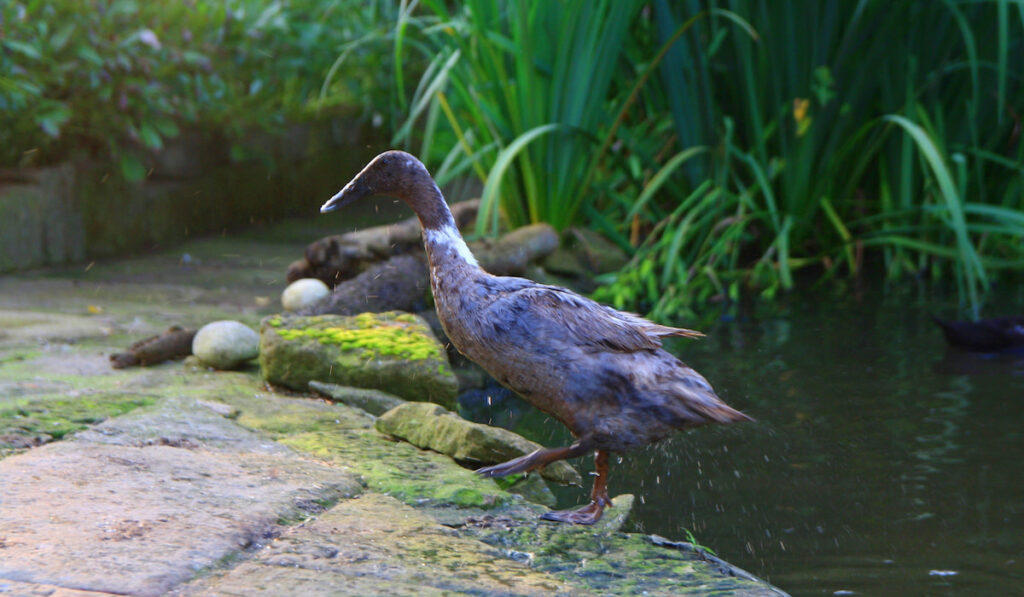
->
476;441;591;478
540;450;612;525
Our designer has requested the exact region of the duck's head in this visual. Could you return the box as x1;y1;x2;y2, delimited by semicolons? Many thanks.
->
320;150;432;214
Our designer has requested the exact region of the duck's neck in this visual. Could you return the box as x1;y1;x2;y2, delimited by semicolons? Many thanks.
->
423;222;479;270
409;182;480;274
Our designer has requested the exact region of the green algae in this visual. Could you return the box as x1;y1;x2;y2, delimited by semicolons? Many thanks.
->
183;493;576;596
464;521;776;596
309;381;406;416
259;312;458;407
505;472;557;507
272;313;443;362
281;429;508;509
0;234;786;597
220;388;509;510
228;391;374;436
376;401;581;486
0;392;156;454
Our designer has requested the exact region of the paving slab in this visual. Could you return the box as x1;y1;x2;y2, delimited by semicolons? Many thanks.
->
0;579;119;597
0;232;788;596
0;398;362;596
182;493;574;596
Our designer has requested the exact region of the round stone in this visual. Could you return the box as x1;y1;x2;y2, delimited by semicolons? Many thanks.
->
192;320;259;370
281;278;330;312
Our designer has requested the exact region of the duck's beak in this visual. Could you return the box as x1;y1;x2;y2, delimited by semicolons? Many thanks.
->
319;186;357;213
321;181;370;216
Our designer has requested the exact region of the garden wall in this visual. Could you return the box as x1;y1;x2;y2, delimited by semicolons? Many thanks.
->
0;118;379;272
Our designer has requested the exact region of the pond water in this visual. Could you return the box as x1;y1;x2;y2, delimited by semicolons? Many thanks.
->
462;286;1024;595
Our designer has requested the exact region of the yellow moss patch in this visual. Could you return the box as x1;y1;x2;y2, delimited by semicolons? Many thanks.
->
274;313;443;362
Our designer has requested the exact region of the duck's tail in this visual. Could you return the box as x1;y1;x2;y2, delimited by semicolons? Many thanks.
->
647;323;706;340
700;401;755;425
663;367;754;427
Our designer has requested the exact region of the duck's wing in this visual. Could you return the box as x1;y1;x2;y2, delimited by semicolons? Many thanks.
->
486;282;703;354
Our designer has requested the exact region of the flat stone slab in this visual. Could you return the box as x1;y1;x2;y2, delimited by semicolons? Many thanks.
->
183;493;573;596
376;401;582;485
0;235;788;597
0;579;120;597
309;380;406;416
0;309;113;344
0;399;362;597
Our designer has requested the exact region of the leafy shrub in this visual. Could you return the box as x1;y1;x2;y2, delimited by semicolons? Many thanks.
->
0;0;397;178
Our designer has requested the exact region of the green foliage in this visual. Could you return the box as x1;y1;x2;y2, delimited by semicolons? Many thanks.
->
0;0;396;179
391;0;649;233
579;1;1024;318
681;0;1023;315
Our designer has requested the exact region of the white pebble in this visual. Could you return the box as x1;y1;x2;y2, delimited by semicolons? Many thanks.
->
192;320;259;370
281;278;330;312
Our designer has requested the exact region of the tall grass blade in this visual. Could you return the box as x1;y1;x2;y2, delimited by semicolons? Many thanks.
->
476;123;569;236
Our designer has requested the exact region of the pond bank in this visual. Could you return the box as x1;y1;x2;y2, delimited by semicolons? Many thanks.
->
0;228;787;596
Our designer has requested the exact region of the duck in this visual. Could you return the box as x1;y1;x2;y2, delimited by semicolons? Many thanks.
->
932;315;1024;353
320;150;752;525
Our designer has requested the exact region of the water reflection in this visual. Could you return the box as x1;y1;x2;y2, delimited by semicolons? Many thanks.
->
463;290;1024;595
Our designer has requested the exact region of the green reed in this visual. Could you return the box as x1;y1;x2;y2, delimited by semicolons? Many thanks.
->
380;0;1023;319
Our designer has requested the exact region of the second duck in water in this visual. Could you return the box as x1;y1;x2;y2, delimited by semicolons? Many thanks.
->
932;315;1024;353
321;150;752;525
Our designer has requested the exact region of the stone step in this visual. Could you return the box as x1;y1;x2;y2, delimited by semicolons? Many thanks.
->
0;398;361;596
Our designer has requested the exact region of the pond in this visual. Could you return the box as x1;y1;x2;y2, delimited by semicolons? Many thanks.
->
462;285;1024;595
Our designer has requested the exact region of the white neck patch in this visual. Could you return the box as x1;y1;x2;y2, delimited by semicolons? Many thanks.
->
424;224;479;266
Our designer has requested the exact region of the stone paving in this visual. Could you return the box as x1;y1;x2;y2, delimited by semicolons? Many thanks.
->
0;227;787;596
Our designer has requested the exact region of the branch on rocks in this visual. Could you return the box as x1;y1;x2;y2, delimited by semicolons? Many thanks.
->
110;326;196;368
474;223;559;276
301;223;560;318
287;199;480;286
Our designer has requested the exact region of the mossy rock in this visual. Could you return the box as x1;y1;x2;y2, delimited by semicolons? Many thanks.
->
541;247;588;278
567;227;629;274
281;429;509;510
220;388;511;511
1;391;156;456
504;473;557;508
259;312;458;409
309;380;406;416
375;401;581;486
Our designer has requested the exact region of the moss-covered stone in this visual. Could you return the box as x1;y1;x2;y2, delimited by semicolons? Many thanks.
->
505;472;557;507
376;401;582;486
0;391;156;456
462;509;779;596
0;228;786;597
281;429;509;509
183;494;574;596
309;380;406;416
219;389;508;510
259;312;458;408
230;391;374;436
567;226;629;274
541;247;588;277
